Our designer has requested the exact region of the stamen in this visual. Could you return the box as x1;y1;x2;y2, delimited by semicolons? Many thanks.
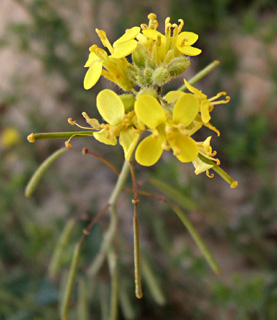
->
173;147;181;156
95;29;114;54
208;91;227;101
172;24;179;38
210;96;230;106
67;117;94;130
82;112;102;129
148;13;157;20
162;142;170;151
153;20;159;29
206;170;214;178
165;23;171;37
140;23;148;30
178;19;184;33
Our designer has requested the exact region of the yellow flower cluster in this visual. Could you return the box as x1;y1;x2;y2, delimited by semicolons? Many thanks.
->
68;13;232;179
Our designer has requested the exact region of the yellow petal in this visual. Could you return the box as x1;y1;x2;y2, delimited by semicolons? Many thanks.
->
135;95;166;129
192;157;214;175
169;133;198;162
119;129;140;161
135;135;164;166
96;89;125;125
200;100;211;123
94;130;117;146
111;40;138;58
142;29;161;40
177;32;199;46
183;79;204;97
136;32;147;45
173;93;199;126
177;45;202;56
84;52;100;67
83;61;103;90
113;26;140;45
164;91;185;103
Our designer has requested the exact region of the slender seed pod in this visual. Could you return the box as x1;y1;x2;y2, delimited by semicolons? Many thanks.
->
25;148;68;197
48;219;76;278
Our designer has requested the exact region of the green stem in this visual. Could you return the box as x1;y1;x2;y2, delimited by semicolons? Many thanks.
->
27;131;94;142
178;60;220;92
108;245;119;320
171;204;220;274
88;160;130;278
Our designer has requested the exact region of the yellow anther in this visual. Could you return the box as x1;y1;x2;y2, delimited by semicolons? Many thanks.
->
178;19;184;33
173;147;181;156
65;140;72;148
148;13;157;20
162;142;170;151
206;170;214;178
27;133;35;143
153;20;159;29
231;181;239;189
68;118;76;125
140;23;148;30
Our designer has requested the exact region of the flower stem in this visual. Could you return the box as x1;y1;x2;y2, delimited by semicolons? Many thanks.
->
178;60;220;92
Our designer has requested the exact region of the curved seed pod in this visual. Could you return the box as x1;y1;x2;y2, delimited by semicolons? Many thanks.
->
25;148;68;197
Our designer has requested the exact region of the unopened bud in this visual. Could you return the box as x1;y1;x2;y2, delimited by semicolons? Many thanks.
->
137;88;157;98
132;43;149;68
119;94;135;112
168;57;190;77
152;66;170;86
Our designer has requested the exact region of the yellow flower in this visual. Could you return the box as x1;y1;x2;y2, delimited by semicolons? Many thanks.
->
86;89;141;160
183;79;230;135
84;27;140;91
192;137;219;176
138;14;201;65
134;93;199;166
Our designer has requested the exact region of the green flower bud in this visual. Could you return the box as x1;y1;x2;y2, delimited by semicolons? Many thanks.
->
164;49;175;64
125;64;138;83
132;43;149;68
137;88;158;98
152;66;170;86
119;94;135;112
167;57;190;77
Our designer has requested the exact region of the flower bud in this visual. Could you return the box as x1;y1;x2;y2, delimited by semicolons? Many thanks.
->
119;94;135;112
152;66;170;86
137;88;157;98
132;43;149;68
167;57;190;77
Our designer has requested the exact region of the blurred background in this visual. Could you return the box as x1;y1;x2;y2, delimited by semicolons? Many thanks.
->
0;0;276;319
